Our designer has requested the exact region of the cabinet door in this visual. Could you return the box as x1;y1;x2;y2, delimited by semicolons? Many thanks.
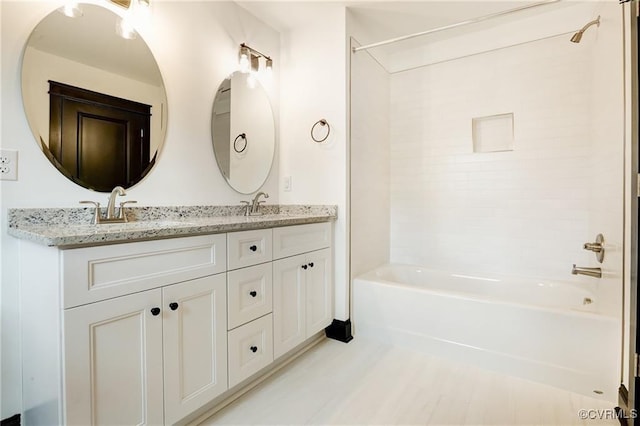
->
273;254;306;359
64;289;164;426
162;274;228;425
305;248;333;337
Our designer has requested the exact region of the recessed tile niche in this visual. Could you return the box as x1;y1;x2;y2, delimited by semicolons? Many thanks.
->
472;113;514;153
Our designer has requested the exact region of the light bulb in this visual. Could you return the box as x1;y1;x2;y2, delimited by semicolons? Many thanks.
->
61;1;82;17
131;0;151;30
239;54;250;73
263;58;273;82
239;46;250;73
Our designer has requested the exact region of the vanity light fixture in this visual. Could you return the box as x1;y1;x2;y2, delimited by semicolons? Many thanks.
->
237;43;274;84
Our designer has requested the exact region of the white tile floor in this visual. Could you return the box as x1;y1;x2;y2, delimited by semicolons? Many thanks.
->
199;337;620;425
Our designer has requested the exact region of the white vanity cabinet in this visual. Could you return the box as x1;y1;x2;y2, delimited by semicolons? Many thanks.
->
17;220;333;426
61;235;228;426
272;223;333;359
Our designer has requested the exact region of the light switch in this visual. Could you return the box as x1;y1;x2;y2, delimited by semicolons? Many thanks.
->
283;176;292;192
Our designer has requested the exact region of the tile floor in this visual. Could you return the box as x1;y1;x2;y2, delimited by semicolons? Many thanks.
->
199;337;620;425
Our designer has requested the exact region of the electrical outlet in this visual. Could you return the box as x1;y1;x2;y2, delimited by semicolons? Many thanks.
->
283;176;292;192
0;149;18;181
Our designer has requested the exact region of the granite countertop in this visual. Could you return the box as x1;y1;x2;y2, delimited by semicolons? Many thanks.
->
7;205;337;248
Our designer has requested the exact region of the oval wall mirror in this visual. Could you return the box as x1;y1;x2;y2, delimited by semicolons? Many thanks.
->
211;72;275;194
21;3;167;192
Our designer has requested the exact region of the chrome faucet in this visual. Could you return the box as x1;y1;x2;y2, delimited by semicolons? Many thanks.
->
571;264;602;279
250;192;269;216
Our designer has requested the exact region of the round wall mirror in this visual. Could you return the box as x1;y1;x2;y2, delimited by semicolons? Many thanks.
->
21;3;167;192
211;72;275;194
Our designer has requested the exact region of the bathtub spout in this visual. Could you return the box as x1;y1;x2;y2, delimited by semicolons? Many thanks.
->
571;264;602;278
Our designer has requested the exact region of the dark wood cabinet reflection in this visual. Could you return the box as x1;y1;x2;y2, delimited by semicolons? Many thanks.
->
48;81;152;191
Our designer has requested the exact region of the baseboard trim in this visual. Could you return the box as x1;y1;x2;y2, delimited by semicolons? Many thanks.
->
619;384;629;407
1;414;20;426
325;319;353;343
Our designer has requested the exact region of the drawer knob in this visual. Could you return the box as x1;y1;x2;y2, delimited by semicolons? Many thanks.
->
301;264;308;270
169;302;179;311
250;346;258;353
249;291;257;298
249;245;257;252
308;262;314;268
150;307;161;316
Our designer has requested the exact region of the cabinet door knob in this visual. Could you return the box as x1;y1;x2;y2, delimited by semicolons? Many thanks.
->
150;307;161;316
169;302;179;311
250;346;258;353
249;291;257;297
301;264;308;270
308;262;314;268
249;245;257;252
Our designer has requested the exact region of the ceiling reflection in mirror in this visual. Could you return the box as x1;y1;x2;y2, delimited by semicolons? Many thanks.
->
211;72;275;195
21;3;167;192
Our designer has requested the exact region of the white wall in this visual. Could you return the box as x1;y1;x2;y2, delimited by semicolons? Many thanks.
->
278;4;349;320
387;1;623;317
348;32;390;280
0;0;280;418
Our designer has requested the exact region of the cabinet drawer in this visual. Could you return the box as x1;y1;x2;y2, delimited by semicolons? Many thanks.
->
227;314;274;388
272;222;331;260
227;229;273;270
228;263;273;330
63;234;226;308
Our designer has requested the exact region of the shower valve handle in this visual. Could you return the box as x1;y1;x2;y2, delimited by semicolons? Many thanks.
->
583;242;602;253
583;234;605;263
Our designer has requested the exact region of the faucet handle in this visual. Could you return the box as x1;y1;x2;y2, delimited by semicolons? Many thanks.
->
240;201;251;216
80;201;102;224
118;200;137;221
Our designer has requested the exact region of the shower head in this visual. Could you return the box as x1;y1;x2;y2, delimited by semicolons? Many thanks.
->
570;15;600;43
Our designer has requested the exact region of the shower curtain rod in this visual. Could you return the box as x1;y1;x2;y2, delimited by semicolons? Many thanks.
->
352;0;562;53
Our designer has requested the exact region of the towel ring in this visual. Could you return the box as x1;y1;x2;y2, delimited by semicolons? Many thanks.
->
234;133;247;153
311;119;330;143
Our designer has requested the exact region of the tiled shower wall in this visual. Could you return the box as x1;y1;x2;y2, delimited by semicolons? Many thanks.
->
388;27;620;287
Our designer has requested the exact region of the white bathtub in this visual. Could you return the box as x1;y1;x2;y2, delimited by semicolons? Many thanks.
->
353;264;620;401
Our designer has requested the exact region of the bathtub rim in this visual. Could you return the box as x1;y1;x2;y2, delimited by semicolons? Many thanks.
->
354;263;617;320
